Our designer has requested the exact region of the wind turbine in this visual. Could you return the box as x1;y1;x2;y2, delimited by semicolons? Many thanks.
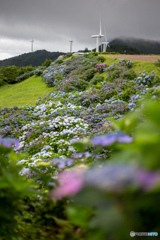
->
31;39;34;52
91;19;104;52
69;40;73;53
102;27;109;52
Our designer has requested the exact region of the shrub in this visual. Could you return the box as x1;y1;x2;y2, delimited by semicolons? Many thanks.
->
83;68;96;81
117;59;133;68
90;75;104;85
15;71;35;83
95;56;106;63
42;59;52;67
62;77;89;92
95;63;107;73
134;71;159;87
91;52;98;56
0;136;36;239
154;59;160;67
121;69;136;80
0;77;5;86
34;68;44;76
55;59;64;65
0;65;36;85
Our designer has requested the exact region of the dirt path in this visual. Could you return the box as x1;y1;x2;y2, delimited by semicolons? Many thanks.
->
104;55;160;62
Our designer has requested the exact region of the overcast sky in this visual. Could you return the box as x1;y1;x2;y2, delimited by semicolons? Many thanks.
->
0;0;160;60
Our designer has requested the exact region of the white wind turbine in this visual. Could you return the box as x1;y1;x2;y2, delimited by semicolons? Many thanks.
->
31;39;34;52
69;40;73;53
102;27;109;52
91;19;104;52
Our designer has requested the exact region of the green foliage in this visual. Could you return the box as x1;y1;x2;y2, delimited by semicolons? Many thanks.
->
0;66;19;84
34;69;44;76
0;140;36;239
65;100;160;240
90;52;98;56
65;53;73;58
154;59;160;67
42;59;52;67
0;76;6;87
63;78;89;92
0;65;36;86
55;59;64;65
102;52;120;55
90;74;104;85
95;56;106;63
122;69;136;79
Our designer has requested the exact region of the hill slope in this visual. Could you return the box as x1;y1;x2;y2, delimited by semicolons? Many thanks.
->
110;37;160;54
0;75;52;108
0;50;65;67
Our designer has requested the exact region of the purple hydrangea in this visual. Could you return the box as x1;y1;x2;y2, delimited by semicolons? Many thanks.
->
95;63;107;72
92;132;133;146
135;169;160;190
0;135;19;150
84;164;160;192
52;158;74;168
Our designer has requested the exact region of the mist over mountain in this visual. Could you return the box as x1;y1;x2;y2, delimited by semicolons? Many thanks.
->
110;38;160;55
0;50;65;67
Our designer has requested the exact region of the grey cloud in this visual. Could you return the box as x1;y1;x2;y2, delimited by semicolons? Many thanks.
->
0;0;160;59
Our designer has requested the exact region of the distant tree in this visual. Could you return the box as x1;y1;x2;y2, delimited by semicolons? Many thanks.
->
0;66;19;84
0;65;36;86
42;59;52;67
84;48;89;52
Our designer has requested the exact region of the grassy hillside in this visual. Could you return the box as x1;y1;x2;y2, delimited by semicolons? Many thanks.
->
102;55;160;75
0;55;160;109
0;75;52;108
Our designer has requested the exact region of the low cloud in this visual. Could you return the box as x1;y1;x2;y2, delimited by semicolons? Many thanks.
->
0;0;160;60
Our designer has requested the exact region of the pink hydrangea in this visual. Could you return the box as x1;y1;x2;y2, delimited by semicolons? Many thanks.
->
95;63;107;72
50;167;85;200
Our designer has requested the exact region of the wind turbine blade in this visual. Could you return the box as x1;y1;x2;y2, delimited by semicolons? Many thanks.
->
99;17;102;35
105;26;107;42
91;34;99;38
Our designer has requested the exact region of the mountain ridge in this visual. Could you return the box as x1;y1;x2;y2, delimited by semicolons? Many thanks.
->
0;50;66;67
110;37;160;54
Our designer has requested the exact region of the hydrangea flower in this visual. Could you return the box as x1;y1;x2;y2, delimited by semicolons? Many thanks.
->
95;63;107;72
50;166;86;199
135;169;160;190
92;132;133;146
0;135;19;150
52;158;74;168
84;164;160;192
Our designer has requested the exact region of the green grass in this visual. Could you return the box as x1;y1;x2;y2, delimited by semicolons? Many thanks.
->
0;76;53;108
102;56;160;76
132;60;160;76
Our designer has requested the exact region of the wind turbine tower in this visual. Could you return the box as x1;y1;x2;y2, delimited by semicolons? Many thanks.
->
91;19;104;52
31;39;34;52
102;27;109;52
69;40;73;53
